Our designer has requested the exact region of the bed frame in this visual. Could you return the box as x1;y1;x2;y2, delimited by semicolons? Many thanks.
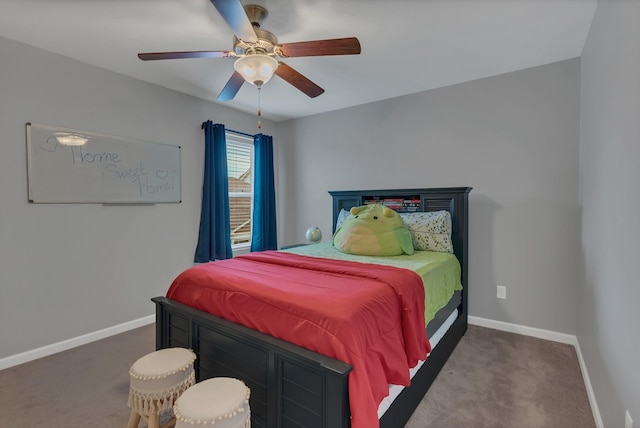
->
152;186;471;428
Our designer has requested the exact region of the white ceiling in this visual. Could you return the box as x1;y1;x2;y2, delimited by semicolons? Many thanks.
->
0;0;598;122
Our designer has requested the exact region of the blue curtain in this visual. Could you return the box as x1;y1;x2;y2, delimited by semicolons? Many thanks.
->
194;121;233;262
251;133;278;251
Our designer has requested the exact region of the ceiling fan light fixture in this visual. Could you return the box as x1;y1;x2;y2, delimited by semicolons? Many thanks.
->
234;54;278;86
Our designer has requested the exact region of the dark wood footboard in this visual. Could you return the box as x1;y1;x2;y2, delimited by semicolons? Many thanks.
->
153;296;352;428
153;294;467;428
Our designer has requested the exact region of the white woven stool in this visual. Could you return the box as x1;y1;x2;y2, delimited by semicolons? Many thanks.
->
173;377;251;428
127;347;196;428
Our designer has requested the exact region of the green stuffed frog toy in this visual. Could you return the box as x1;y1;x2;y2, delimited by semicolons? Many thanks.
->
332;204;414;256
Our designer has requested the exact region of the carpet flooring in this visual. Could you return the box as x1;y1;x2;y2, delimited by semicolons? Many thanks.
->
406;326;595;428
0;324;595;427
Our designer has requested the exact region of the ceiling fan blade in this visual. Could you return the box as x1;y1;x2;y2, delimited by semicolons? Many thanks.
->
210;0;258;43
274;62;324;98
138;51;234;61
217;71;245;101
278;37;361;58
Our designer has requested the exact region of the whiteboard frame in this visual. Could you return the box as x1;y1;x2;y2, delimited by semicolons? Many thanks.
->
26;123;182;204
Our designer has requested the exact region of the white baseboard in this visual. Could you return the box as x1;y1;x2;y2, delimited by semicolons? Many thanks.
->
573;340;605;428
0;314;155;371
468;315;577;345
468;316;603;428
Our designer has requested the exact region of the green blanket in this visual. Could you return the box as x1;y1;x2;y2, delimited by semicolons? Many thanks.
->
283;242;462;326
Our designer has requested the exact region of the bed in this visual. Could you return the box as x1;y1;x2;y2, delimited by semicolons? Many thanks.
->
152;186;471;428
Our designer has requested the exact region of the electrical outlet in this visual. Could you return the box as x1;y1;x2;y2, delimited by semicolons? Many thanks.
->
497;285;506;299
626;410;634;428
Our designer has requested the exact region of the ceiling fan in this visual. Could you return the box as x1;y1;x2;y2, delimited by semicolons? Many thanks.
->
137;0;362;102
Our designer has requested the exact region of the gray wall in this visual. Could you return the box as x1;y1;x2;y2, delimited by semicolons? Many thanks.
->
279;59;582;335
579;0;640;425
0;35;280;359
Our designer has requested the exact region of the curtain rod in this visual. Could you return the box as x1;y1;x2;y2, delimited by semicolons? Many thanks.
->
201;121;255;138
201;122;266;138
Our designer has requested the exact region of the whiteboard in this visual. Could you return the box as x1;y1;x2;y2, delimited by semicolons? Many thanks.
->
26;123;181;203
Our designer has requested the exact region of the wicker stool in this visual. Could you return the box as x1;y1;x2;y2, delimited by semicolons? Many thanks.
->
173;377;251;428
127;347;196;428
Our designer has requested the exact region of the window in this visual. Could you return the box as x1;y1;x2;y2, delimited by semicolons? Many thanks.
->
226;132;254;247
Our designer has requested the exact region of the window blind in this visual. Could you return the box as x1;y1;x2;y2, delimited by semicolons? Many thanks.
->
226;135;253;246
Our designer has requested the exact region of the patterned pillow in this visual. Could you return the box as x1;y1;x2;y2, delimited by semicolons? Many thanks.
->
399;210;453;253
335;208;350;230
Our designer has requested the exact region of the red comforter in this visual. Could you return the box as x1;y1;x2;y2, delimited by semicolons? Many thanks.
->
166;251;430;428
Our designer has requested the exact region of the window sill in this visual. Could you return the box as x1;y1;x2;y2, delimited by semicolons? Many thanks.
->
232;244;251;257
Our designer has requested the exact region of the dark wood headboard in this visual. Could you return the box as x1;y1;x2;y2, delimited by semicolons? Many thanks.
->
328;187;472;317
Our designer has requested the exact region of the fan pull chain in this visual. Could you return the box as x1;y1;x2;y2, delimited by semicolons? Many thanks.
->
257;85;262;129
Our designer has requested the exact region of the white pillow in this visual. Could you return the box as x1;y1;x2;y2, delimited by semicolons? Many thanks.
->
399;210;453;253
